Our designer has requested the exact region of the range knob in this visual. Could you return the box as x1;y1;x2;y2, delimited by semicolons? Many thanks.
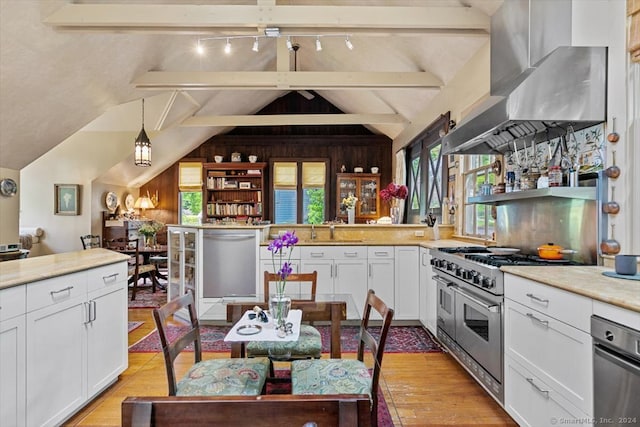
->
473;274;483;285
461;270;473;280
482;277;495;288
447;262;457;272
456;267;465;277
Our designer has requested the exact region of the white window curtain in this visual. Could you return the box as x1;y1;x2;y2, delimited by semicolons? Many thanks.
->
395;149;407;223
178;162;202;192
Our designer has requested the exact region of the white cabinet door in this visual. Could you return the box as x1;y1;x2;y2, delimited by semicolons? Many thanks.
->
86;285;127;398
418;248;429;327
394;246;419;320
368;246;394;320
259;259;301;296
26;297;87;427
335;258;368;318
0;314;26;427
301;246;336;295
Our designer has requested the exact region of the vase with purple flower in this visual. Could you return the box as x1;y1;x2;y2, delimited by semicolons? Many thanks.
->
267;230;299;334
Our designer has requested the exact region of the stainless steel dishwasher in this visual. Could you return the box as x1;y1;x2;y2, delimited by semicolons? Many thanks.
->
591;315;640;426
202;230;257;297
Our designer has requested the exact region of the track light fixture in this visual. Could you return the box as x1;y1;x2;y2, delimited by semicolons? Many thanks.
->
195;28;352;55
345;36;353;50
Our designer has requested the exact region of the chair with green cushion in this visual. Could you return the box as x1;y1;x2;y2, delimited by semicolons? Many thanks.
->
153;292;269;396
291;289;394;427
246;271;322;363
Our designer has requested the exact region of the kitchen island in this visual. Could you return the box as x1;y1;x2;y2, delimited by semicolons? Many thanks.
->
0;249;130;426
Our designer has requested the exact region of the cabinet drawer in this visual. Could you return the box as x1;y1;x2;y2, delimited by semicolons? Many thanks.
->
300;246;336;260
87;262;127;292
259;246;300;260
26;272;87;313
367;246;394;259
505;356;591;427
505;273;592;331
334;246;366;260
0;285;26;321
505;299;593;415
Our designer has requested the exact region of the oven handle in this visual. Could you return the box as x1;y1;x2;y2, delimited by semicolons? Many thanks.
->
432;275;457;288
594;343;640;375
453;287;500;313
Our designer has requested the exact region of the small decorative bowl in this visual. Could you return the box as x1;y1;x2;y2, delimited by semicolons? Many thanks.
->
354;167;363;173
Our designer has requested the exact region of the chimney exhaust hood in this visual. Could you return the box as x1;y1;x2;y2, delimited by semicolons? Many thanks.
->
442;0;607;156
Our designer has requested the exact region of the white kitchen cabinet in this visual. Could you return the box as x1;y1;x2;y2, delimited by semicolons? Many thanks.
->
419;247;437;333
394;246;420;320
25;263;128;427
301;246;367;318
0;285;26;427
259;245;301;295
167;227;199;307
367;246;394;320
504;273;593;425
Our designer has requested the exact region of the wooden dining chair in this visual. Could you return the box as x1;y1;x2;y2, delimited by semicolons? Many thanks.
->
291;289;394;427
80;234;101;249
245;272;322;363
153;292;270;396
104;237;159;300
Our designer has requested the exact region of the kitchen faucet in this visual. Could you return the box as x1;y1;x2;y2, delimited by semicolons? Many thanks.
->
311;224;317;240
329;224;335;240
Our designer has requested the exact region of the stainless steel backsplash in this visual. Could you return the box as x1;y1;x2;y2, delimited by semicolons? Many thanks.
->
495;198;597;265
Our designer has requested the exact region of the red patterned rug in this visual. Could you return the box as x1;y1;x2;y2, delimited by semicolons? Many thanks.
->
128;321;144;333
127;285;167;309
129;324;443;354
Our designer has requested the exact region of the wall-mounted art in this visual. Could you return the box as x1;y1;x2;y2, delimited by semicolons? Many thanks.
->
54;184;80;215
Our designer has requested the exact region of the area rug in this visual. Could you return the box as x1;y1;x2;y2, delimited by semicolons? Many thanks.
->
129;324;443;354
128;321;144;333
268;369;394;427
127;286;167;309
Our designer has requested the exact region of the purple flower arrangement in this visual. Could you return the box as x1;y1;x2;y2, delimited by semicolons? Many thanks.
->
267;230;299;296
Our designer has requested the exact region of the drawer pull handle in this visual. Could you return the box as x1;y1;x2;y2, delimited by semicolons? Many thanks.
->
526;312;549;327
375;251;389;256
344;252;358;257
310;252;325;257
526;293;549;304
102;273;119;282
50;286;74;296
526;378;549;397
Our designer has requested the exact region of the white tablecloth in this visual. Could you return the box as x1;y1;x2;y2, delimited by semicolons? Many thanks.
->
224;309;302;342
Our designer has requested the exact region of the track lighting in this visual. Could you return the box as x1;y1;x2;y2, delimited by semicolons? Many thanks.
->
345;36;353;50
195;32;351;55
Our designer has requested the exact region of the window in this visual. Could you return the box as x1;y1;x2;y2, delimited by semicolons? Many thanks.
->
272;160;328;224
178;162;203;225
406;114;449;224
462;155;497;239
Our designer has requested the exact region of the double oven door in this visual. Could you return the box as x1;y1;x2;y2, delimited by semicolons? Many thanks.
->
435;272;503;383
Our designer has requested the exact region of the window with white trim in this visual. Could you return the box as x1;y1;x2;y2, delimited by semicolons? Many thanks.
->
462;155;497;239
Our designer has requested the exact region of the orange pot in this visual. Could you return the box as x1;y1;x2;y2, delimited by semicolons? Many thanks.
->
537;243;576;260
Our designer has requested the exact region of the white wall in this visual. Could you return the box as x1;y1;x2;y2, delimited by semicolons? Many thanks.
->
20;131;139;255
0;167;20;246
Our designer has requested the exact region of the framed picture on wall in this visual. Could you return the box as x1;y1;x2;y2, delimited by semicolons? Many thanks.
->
54;184;80;215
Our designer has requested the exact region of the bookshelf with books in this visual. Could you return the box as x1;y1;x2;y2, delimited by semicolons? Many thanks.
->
203;162;266;222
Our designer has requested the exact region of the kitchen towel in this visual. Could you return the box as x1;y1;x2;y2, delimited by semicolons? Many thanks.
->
602;271;640;281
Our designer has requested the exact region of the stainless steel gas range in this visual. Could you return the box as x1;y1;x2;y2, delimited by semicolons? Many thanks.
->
430;246;583;404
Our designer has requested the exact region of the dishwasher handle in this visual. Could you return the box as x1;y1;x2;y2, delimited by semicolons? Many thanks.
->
204;234;254;241
594;343;640;376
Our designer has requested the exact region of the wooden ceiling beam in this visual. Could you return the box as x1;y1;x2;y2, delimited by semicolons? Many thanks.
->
44;4;490;35
134;71;443;90
181;114;407;127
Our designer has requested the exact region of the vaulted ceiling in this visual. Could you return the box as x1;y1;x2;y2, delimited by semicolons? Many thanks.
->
0;0;501;187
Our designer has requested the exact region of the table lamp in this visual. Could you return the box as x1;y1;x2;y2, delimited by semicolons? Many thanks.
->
134;196;155;218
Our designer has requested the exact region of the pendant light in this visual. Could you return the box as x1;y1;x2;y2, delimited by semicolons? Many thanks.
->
134;98;151;167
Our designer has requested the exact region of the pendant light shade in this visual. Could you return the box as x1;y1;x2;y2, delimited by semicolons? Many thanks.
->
134;99;151;167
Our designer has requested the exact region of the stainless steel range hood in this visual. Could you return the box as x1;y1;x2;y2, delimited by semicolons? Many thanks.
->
442;0;607;155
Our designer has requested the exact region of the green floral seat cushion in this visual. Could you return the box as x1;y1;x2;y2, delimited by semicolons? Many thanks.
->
246;324;322;358
291;359;372;397
176;357;269;396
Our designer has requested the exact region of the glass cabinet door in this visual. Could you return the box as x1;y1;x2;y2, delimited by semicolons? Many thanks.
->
183;230;197;296
358;178;378;216
168;228;198;301
337;177;357;216
168;230;182;300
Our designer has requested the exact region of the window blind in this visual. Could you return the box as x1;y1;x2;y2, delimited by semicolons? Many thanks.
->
179;162;203;192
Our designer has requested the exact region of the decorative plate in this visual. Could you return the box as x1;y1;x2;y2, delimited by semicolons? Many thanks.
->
105;191;118;212
0;178;17;197
124;194;135;211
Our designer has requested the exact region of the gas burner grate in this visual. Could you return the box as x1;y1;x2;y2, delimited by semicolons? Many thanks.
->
465;253;582;267
438;247;489;254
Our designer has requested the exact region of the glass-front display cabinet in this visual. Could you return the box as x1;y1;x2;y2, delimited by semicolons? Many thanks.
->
167;227;198;313
336;173;380;223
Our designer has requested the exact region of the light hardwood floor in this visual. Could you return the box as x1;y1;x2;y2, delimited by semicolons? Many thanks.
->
63;308;517;426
